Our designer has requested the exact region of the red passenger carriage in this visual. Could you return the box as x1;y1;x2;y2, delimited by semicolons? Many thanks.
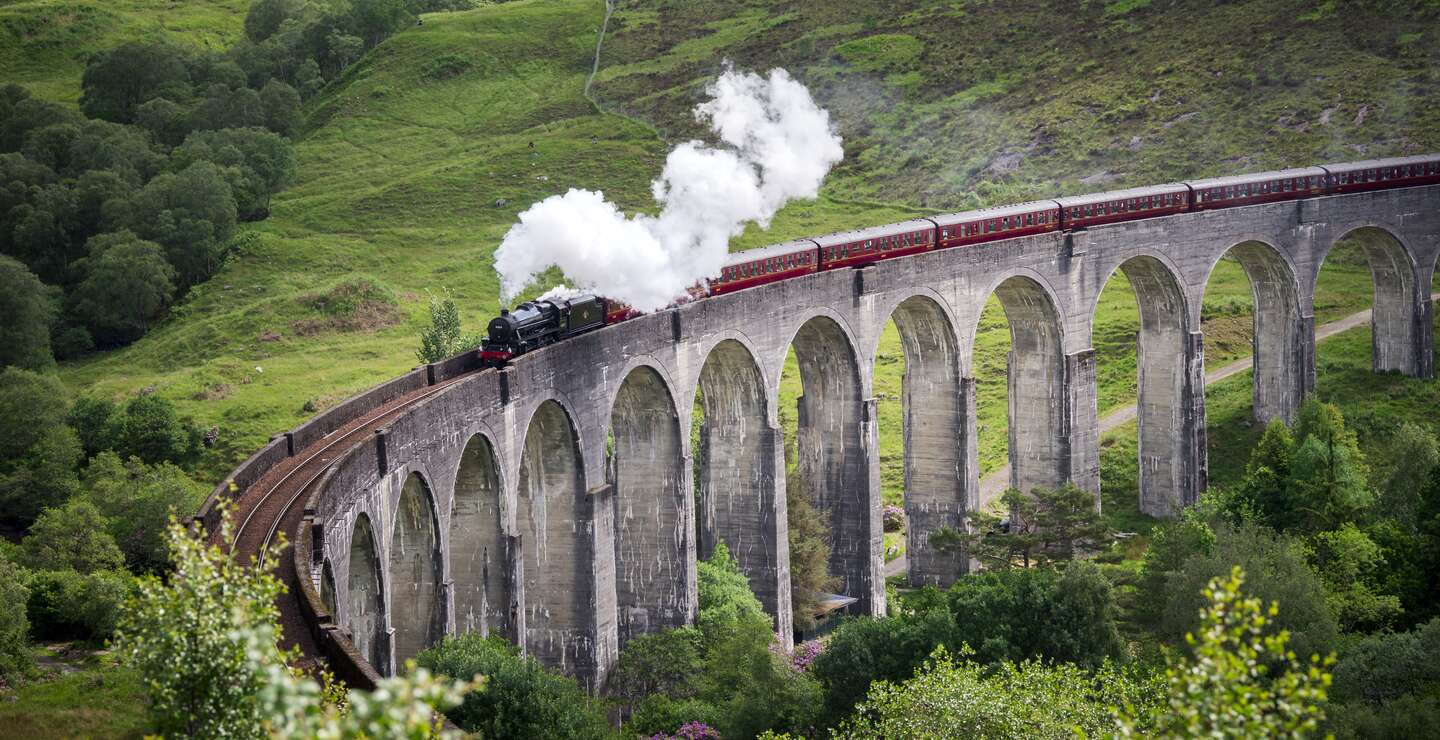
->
1056;183;1190;229
814;220;936;270
932;200;1060;250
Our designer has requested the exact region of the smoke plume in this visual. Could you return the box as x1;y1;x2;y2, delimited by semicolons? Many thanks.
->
493;67;844;311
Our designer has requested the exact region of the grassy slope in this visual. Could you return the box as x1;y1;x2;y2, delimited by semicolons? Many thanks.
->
0;0;1418;488
0;0;250;104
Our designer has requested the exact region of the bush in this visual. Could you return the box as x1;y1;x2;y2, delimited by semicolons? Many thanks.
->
26;568;132;642
946;560;1125;668
113;394;203;466
0;555;33;684
83;452;205;573
812;608;958;725
630;695;723;738
21;498;125;574
1330;618;1440;705
608;627;704;711
840;646;1153;739
1155;521;1339;661
0;254;55;370
416;633;611;739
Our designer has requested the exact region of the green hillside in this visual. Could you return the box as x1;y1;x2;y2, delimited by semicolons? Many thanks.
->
0;0;250;104
0;0;1420;490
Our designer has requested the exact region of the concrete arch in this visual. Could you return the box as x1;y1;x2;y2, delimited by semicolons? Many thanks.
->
451;433;511;640
320;559;337;616
982;274;1070;496
609;365;692;645
1202;239;1307;423
1321;225;1428;376
517;399;591;676
390;472;444;668
968;267;1068;371
694;338;790;636
885;294;972;587
347;513;386;673
1095;255;1203;517
789;314;881;615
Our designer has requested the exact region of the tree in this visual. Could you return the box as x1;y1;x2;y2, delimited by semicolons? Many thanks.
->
83;452;205;573
786;469;838;631
811;607;958;726
1155;521;1339;661
21;498;125;574
608;628;705;713
67;396;117;459
1310;523;1402;632
259;78;304;136
1115;567;1333;738
934;483;1107;569
0;425;83;525
245;0;301;43
128;161;237;288
1373;422;1439;525
0;254;56;370
113;394;202;465
0;554;33;684
415;633;610;739
416;290;480;363
1330;617;1440;706
945;560;1125;668
1285;399;1372;531
135;97;192;147
113;510;472;738
80;42;191;123
70;230;176;345
170;127;296;218
0;367;70;463
839;646;1155;739
351;0;414;48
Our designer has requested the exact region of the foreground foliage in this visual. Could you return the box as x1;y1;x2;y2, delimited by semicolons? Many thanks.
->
112;510;472;738
1117;567;1334;738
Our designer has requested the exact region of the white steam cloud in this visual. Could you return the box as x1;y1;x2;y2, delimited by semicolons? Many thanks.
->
493;67;844;312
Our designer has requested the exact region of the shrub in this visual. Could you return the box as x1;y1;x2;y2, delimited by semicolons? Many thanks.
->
21;498;125;574
83;452;206;573
945;560;1125;668
0;555;33;684
812;608;958;725
416;633;611;739
609;627;704;711
113;511;470;736
0;254;56;371
1156;521;1339;661
1330;618;1440;705
26;568;132;642
113;394;203;466
1117;567;1333;737
841;646;1155;738
630;696;723;738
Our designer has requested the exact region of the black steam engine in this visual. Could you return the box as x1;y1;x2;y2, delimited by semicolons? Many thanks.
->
479;293;609;368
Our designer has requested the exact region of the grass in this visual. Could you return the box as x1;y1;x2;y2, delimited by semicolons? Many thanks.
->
0;0;249;104
0;646;149;738
0;0;1421;490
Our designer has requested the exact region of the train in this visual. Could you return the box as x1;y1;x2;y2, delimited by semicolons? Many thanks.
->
479;154;1440;367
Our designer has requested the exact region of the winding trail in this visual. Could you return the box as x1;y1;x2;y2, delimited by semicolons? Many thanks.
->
885;295;1439;578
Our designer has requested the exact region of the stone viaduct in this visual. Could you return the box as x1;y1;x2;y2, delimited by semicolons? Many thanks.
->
262;185;1437;690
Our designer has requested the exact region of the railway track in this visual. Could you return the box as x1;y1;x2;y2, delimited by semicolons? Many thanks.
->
221;372;474;661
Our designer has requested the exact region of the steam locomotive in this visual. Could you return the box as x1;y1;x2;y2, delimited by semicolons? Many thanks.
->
478;154;1440;368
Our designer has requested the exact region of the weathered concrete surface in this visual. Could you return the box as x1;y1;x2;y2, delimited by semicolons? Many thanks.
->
300;185;1438;687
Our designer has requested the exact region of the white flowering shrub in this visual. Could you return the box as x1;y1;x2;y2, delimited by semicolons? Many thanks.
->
112;508;475;738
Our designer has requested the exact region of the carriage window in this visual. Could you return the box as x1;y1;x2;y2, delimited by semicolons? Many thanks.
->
942;228;950;238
